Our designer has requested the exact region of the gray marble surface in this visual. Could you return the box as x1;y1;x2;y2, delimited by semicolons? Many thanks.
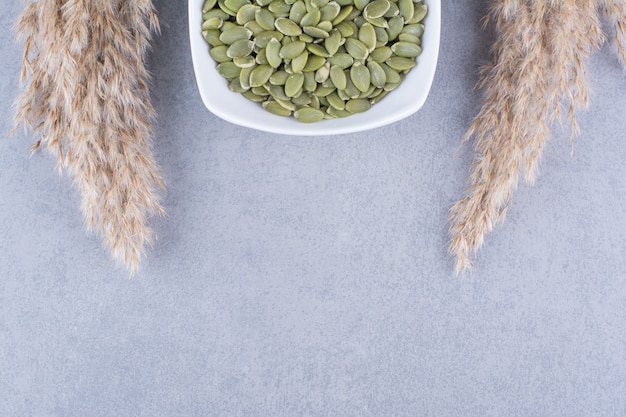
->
1;1;625;416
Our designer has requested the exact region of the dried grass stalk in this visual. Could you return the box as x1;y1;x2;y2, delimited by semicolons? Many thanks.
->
13;0;164;274
449;0;609;274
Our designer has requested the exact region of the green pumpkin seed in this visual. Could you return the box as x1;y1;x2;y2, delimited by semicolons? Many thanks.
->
344;38;369;60
303;71;318;91
255;8;276;30
269;69;290;85
303;26;330;38
269;0;291;14
358;84;376;98
216;61;242;79
275;17;303;36
324;29;343;55
268;84;290;100
398;0;414;21
279;40;306;59
334;0;353;6
229;77;248;92
242;90;266;102
331;5;353;25
326;91;345;110
291;50;309;73
370;88;389;104
249;64;274;87
219;26;252;44
314;62;331;83
398;33;420;44
233;55;257;67
310;94;321;109
274;96;297;110
285;72;305;96
226;38;255;58
364;15;388;28
336;88;350;100
385;56;416;70
236;4;260;24
369;46;392;62
218;0;238;15
327;106;352;117
345;98;371;113
203;9;230;21
204;29;224;46
289;0;307;23
363;0;390;19
202;17;223;30
350;62;371;92
302;55;327;71
383;81;400;91
329;64;347;89
379;62;400;83
383;2;399;18
373;26;389;47
263;100;292;116
291;92;312;105
256;0;273;6
407;4;427;24
244;20;265;35
255;47;269;64
307;43;330;57
366;60;386;87
300;9;321;27
221;21;239;31
311;0;330;8
386;15;404;40
328;52;353;68
391;41;422;58
255;30;283;47
320;2;341;21
317;20;334;32
335;21;354;37
239;65;255;88
225;0;250;12
314;85;335;96
402;23;424;37
354;0;370;11
266;38;282;67
344;75;361;98
294;107;325;123
358;22;377;52
203;0;219;12
252;86;270;95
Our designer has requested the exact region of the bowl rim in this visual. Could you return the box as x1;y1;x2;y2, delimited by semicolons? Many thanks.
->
189;0;441;136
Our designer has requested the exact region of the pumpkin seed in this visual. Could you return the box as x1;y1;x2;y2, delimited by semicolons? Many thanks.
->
202;17;223;30
263;100;292;116
249;64;274;86
326;91;345;110
386;15;404;40
255;47;269;64
350;62;371;92
324;29;343;55
408;4;427;24
255;30;283;47
285;72;305;96
268;84;290;100
226;39;255;58
225;0;250;12
327;106;352;117
303;71;318;91
398;0;414;21
252;86;270;95
239;65;255;88
300;9;321;27
374;26;389;47
391;41;422;58
256;0;273;6
383;2;399;18
274;17;303;35
314;85;335;96
370;88;389;104
366;60;386;87
289;0;307;23
233;55;257;67
265;37;282;67
242;90;266;102
274;96;296;110
335;21;354;37
369;45;392;62
331;5;353;25
317;20;334;32
216;61;242;79
302;55;326;71
345;38;369;60
219;26;252;44
204;29;224;46
303;26;330;38
291;92;312;105
203;9;230;21
203;0;219;12
255;8;276;30
364;15;389;28
311;0;330;8
294;107;325;123
279;40;306;59
385;56;415;70
345;98;370;113
398;33;420;44
229;77;247;92
354;0;370;11
328;52;353;68
236;4;260;24
329;64;347;89
358;22;377;52
269;70;290;85
320;2;341;21
379;62;400;83
363;0;390;19
218;0;237;16
314;62;331;83
402;23;424;37
307;43;330;57
244;20;265;35
269;0;291;14
291;50;309;72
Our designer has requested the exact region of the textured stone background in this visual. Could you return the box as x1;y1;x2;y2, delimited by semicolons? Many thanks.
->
1;1;625;416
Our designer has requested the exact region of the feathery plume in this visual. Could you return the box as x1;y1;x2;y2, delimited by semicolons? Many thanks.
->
13;0;164;274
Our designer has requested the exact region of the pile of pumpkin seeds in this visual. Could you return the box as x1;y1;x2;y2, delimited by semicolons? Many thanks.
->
201;0;426;122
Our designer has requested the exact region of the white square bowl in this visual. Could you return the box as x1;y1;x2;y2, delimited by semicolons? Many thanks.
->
189;0;440;136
